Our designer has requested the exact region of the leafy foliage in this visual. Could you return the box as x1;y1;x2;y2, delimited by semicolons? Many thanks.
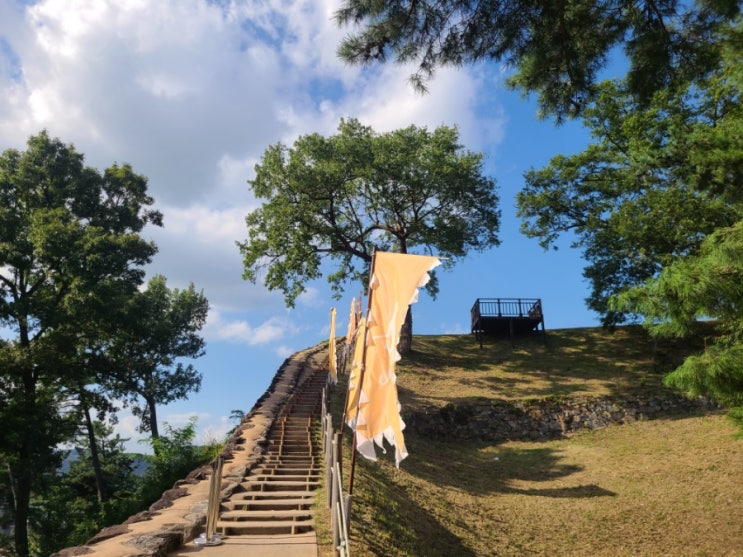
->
335;0;739;120
516;30;743;325
0;131;162;556
28;422;138;555
137;418;222;506
106;275;208;441
519;24;743;418
239;118;500;306
27;418;222;556
614;222;743;422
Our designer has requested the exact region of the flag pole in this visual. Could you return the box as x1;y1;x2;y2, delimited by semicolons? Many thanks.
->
347;249;377;496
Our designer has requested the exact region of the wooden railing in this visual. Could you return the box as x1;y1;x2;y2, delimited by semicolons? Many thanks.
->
322;374;351;557
471;298;543;323
470;298;546;346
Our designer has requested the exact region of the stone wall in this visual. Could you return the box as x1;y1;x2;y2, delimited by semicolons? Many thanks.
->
404;392;719;442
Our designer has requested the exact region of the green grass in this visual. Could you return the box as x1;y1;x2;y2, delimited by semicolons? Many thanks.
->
317;326;743;557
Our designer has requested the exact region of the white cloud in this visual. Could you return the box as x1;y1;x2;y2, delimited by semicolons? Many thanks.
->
0;0;521;460
273;344;296;359
297;286;323;308
4;0;289;207
142;203;277;312
161;411;210;428
114;412;150;453
204;309;294;345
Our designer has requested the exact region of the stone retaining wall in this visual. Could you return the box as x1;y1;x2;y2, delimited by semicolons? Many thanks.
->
405;392;719;442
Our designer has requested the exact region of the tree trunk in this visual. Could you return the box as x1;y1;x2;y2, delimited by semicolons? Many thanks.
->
397;307;413;355
83;405;108;504
9;449;31;557
12;362;34;557
148;398;160;441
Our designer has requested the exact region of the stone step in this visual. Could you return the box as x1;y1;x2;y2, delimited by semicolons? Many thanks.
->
216;517;314;536
233;490;317;501
269;434;316;440
253;466;321;475
220;509;314;520
270;430;317;436
261;446;314;455
224;498;314;511
258;460;320;469
241;475;322;486
267;436;316;443
263;452;319;458
270;427;314;434
260;455;320;463
250;464;320;473
247;473;320;483
212;366;328;539
239;479;320;492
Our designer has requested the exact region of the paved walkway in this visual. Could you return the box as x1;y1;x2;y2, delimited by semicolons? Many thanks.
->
168;532;318;556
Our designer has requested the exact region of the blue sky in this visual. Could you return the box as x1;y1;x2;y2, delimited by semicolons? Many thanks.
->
0;0;601;451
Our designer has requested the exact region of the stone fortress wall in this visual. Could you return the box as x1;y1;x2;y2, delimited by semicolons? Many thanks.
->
52;340;717;556
52;345;326;557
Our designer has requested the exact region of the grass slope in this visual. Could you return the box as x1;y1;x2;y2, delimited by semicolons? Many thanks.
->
319;326;743;557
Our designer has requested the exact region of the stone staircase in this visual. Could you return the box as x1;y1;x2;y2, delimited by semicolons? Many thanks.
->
215;365;327;538
51;346;330;557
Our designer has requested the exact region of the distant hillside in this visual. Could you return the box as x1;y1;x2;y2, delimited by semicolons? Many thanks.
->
59;449;150;476
319;326;742;557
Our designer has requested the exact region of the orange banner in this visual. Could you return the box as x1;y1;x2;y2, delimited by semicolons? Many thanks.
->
354;252;440;466
328;307;337;384
345;316;367;428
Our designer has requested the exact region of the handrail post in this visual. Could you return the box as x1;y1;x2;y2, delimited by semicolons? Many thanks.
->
194;456;224;546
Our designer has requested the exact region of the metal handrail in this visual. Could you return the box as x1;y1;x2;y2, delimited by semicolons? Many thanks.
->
471;298;542;320
322;383;351;557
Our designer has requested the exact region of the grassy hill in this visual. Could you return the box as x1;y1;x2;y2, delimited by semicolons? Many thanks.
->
318;326;743;556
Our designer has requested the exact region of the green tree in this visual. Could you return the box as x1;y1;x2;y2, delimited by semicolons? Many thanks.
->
0;131;161;556
72;386;123;505
518;26;743;415
107;275;208;442
515;73;741;325
613;221;743;425
335;0;739;120
29;422;137;555
137;418;221;507
238;119;500;349
606;26;743;421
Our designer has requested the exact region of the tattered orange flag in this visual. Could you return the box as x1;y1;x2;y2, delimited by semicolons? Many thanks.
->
328;307;337;384
344;316;367;429
354;252;440;466
345;297;358;346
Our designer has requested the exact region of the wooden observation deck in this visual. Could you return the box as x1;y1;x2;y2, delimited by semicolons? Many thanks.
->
471;298;546;346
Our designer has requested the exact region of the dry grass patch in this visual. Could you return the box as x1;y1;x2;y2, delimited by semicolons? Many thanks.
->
344;413;742;557
396;326;705;409
317;327;740;557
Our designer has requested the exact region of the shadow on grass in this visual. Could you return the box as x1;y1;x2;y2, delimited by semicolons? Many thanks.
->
397;326;713;406
350;452;479;557
404;435;616;499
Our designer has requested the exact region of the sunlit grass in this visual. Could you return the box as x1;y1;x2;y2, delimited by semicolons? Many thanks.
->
317;326;742;556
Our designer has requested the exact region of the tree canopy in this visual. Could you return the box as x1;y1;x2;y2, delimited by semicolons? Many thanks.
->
517;23;743;420
335;0;740;120
0;131;164;556
107;274;208;441
516;70;742;325
239;118;500;306
613;221;743;423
